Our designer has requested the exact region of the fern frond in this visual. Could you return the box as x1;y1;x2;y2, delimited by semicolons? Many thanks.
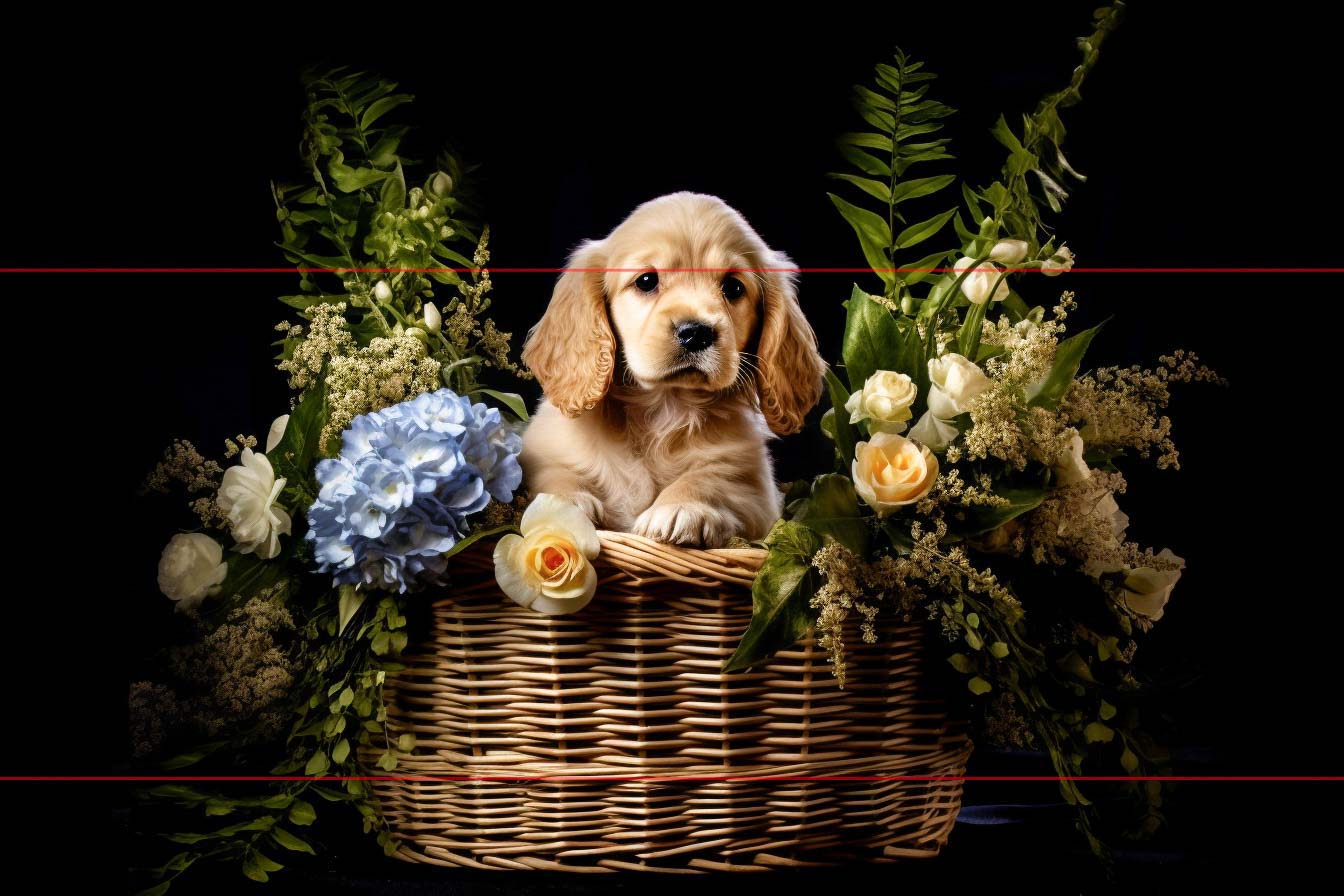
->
828;48;958;298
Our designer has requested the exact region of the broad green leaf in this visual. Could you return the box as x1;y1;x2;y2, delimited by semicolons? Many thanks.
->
836;131;890;151
288;799;317;826
954;486;1046;537
1084;722;1115;744
304;751;330;776
1099;700;1117;721
723;520;824;672
476;388;530;422
397;733;416;752
968;676;992;695
957;297;989;360
332;739;351;764
827;194;893;285
1120;747;1139;774
327;160;390;193
989;641;1010;659
891;174;956;205
948;653;975;674
822;367;856;465
792;474;868;555
442;524;518;562
1026;321;1105;409
899;249;952;286
271;828;316;855
827;173;891;204
379;161;406;212
338;585;366;636
278;293;344;310
841;285;901;391
894;208;955;250
359;93;413;131
269;374;330;490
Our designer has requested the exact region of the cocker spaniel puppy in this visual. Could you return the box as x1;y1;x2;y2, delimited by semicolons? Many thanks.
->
519;192;826;547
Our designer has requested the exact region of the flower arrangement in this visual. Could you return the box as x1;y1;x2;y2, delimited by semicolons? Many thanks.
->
132;6;1218;889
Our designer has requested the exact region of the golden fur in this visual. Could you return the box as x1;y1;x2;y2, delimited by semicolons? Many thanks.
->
520;192;825;546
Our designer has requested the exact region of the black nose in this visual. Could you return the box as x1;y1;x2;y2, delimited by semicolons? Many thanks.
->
676;321;716;353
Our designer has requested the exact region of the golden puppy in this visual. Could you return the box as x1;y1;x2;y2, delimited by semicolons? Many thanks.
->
519;192;825;547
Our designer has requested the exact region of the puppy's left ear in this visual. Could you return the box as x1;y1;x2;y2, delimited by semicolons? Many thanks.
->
756;251;825;435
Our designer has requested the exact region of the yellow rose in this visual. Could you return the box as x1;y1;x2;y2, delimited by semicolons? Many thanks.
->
845;369;918;433
851;431;939;515
493;493;600;615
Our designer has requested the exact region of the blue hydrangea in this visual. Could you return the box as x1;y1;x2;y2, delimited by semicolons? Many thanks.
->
306;389;523;592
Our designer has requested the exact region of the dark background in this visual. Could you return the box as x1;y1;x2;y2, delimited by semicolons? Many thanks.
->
3;3;1337;890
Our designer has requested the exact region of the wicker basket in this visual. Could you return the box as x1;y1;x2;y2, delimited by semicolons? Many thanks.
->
367;530;970;871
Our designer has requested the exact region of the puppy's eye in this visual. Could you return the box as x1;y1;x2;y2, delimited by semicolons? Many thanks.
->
721;276;746;301
634;272;659;293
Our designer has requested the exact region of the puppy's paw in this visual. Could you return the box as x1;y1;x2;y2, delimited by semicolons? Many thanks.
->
632;502;738;548
565;491;605;527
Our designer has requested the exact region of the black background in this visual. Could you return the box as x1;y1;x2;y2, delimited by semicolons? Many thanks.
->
3;3;1338;890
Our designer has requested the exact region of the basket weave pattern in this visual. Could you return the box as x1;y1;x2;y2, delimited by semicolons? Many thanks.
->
369;531;970;871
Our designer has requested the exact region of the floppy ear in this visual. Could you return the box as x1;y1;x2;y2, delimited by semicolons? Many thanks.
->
522;240;614;417
756;252;825;435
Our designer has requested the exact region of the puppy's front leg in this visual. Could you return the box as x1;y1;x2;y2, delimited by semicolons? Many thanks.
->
523;465;606;528
632;467;779;548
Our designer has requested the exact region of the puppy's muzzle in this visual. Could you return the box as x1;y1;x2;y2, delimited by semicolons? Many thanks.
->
675;320;717;354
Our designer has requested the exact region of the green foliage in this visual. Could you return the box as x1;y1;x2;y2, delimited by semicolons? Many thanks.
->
722;520;825;673
829;49;957;299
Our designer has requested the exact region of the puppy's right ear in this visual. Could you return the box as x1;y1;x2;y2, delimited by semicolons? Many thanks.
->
522;240;614;416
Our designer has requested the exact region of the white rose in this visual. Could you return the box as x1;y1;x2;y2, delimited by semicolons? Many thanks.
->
218;448;292;560
423;302;442;333
494;494;601;616
158;533;228;611
373;280;393;301
952;256;1009;305
1081;488;1132;577
845;370;918;433
1118;549;1185;622
926;353;993;418
908;411;960;452
1041;245;1076;276
266;415;290;453
851;431;939;516
989;239;1029;265
1053;431;1092;486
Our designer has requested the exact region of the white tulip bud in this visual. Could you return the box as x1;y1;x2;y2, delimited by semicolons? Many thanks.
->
430;172;453;196
372;280;393;302
423;302;442;333
1042;245;1076;277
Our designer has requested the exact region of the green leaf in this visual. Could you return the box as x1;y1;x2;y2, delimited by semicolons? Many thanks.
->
891;174;956;205
948;653;974;674
288;800;317;826
134;883;171;896
899;249;951;286
476;388;530;422
968;676;993;695
827;173;891;204
954;486;1046;537
378;161;406;212
828;193;893;286
1120;747;1139;774
1099;700;1117;721
271;828;316;855
327;160;389;193
304;751;330;776
338;586;367;636
269;374;330;490
397;733;417;752
822;367;856;465
332;739;351;764
376;751;399;771
1026;322;1105;409
837;143;891;177
841;285;902;391
359;93;413;131
441;524;518;562
989;641;1009;659
1084;722;1115;744
893;208;955;250
792;474;868;555
723;520;825;672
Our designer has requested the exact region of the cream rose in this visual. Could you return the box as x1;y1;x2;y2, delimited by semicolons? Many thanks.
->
218;448;292;560
157;533;228;610
952;256;1009;305
851;431;939;515
1041;245;1076;276
910;354;993;452
845;370;918;433
1118;549;1184;622
493;493;601;615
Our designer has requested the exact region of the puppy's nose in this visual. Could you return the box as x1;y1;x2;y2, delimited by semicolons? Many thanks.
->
675;321;716;353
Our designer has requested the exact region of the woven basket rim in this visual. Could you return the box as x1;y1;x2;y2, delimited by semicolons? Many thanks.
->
596;529;765;587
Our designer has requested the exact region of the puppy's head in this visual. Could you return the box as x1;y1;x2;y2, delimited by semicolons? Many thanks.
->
523;192;824;435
